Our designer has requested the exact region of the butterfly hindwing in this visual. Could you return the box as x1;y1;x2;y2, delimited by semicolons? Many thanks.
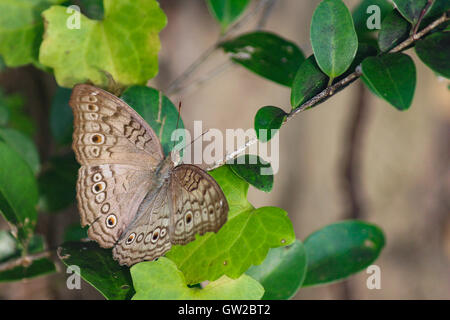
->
169;164;228;245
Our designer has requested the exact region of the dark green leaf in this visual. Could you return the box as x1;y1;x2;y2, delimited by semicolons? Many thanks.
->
50;87;73;146
0;141;38;240
415;32;450;79
63;223;88;242
393;0;428;24
58;241;134;300
0;128;40;174
0;89;34;137
246;240;307;300
0;103;9;126
422;0;450;26
290;56;328;108
228;154;273;192
78;0;104;20
220;31;305;86
378;10;411;52
310;0;358;79
38;153;78;213
361;53;416;110
302;220;385;287
254;106;287;142
120;86;184;156
206;0;250;31
352;0;393;34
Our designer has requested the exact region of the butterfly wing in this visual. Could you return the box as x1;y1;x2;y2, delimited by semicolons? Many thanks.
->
112;184;172;266
70;83;164;168
70;84;165;248
169;164;229;245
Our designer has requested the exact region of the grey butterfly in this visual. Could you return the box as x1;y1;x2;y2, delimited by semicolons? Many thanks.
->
69;84;228;266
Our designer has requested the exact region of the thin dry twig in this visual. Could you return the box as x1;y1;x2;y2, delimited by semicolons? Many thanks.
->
0;251;51;272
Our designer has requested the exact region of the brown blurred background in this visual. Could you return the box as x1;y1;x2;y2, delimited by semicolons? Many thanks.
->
0;0;449;299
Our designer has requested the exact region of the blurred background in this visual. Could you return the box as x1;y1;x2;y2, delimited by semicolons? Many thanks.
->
0;0;449;299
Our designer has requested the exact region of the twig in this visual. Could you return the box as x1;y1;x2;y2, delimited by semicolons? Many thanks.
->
166;0;274;96
0;251;51;272
257;0;278;29
206;12;449;170
412;0;434;35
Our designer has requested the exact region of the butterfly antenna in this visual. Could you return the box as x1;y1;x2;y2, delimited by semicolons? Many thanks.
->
172;101;182;152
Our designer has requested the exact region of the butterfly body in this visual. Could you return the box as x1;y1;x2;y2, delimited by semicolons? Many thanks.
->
69;84;228;266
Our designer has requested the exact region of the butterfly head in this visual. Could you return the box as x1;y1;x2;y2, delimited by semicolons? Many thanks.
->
170;148;182;166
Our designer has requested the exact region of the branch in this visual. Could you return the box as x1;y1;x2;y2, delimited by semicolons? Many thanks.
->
207;12;449;171
0;250;51;272
166;0;275;96
412;0;434;35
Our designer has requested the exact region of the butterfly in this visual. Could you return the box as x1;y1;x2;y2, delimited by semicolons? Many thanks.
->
69;84;229;266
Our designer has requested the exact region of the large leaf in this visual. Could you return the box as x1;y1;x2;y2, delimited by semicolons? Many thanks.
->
228;154;273;192
38;153;78;213
58;241;134;300
0;141;38;240
206;0;250;31
361;53;416;110
393;0;428;24
310;0;358;79
50;87;73;146
132;257;264;300
0;128;40;174
0;0;63;67
120;86;184;156
378;10;411;52
39;0;167;88
246;240;307;300
352;0;393;34
220;31;305;86
415;31;450;79
254;106;287;143
302;220;385;287
166;165;295;285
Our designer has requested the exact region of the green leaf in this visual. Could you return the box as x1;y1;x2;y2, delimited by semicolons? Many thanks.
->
302;220;385;287
0;128;40;174
378;10;411;52
361;53;416;110
206;0;250;31
132;257;264;300
290;55;328;108
0;89;35;137
0;103;9;126
166;165;295;285
0;0;64;67
228;154;273;192
39;0;167;88
422;0;450;26
310;0;358;79
246;240;307;300
393;0;428;24
352;0;393;34
0;141;38;240
58;241;134;300
220;31;305;86
38;153;78;212
254;106;287;142
415;31;450;79
63;223;88;242
120;86;184;156
50;87;73;146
